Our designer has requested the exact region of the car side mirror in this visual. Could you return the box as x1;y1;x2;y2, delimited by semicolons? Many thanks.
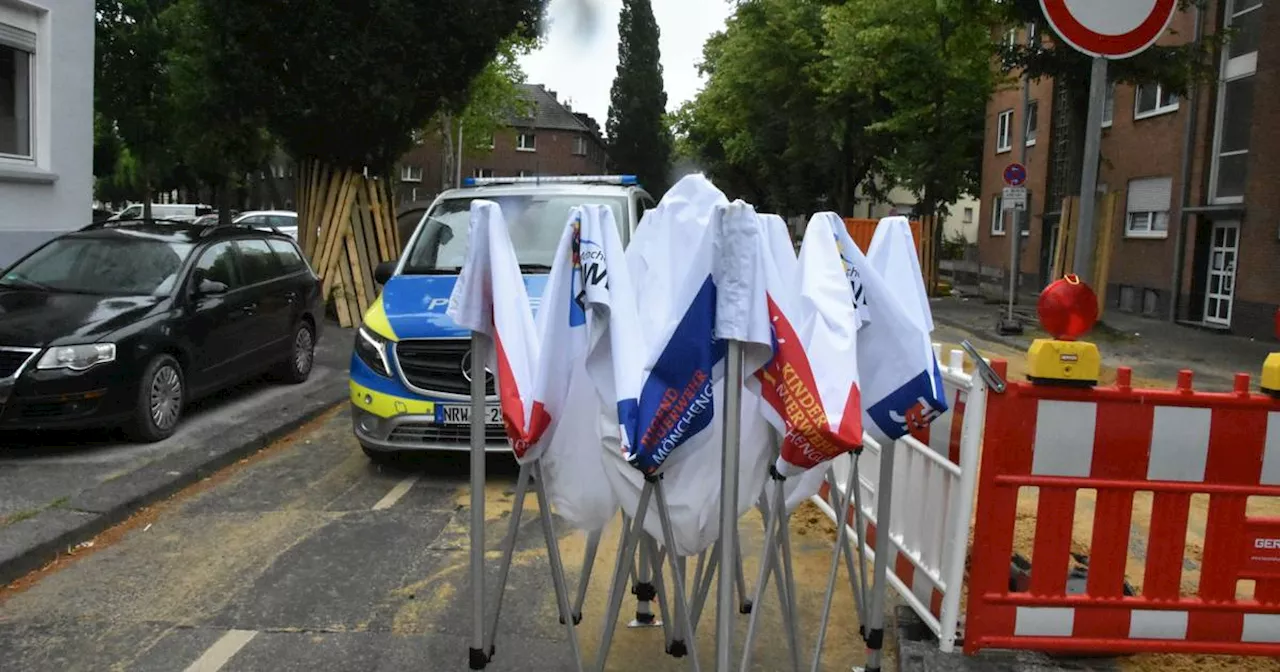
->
374;261;396;286
195;279;228;296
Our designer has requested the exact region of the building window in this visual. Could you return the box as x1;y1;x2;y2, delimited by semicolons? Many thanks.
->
1124;177;1173;238
484;133;495;149
1211;0;1261;203
1026;22;1037;47
400;165;422;182
572;136;588;156
1025;101;1038;146
1003;28;1017;49
990;195;1006;235
1102;82;1115;127
996;109;1013;153
517;133;536;151
0;28;35;160
1134;83;1179;119
963;207;973;223
473;168;493;179
517;170;533;178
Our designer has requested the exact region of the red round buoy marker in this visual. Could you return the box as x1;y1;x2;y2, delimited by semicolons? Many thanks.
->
1038;274;1099;341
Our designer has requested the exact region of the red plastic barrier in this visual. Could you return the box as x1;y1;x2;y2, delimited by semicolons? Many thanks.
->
965;362;1280;657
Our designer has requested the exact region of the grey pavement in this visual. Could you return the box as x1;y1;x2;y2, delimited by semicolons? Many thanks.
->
0;323;352;583
930;294;1278;390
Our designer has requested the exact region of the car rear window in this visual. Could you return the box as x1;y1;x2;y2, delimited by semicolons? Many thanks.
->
266;239;308;274
235;239;286;285
402;194;627;274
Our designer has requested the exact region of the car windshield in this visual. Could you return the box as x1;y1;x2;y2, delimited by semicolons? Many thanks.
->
0;234;195;296
402;194;627;273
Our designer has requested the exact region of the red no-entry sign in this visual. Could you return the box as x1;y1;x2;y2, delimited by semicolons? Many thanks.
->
1040;0;1177;59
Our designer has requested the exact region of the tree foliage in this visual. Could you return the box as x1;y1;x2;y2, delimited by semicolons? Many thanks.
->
203;0;545;174
607;0;673;197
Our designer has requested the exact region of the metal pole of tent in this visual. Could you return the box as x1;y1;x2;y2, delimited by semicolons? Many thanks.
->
485;462;532;655
629;529;661;628
860;439;898;672
645;538;675;646
595;483;655;671
716;339;744;671
468;332;488;670
669;555;690;657
772;473;802;672
570;528;602;626
739;479;780;672
734;531;751;614
810;461;862;671
531;461;585;671
653;476;703;672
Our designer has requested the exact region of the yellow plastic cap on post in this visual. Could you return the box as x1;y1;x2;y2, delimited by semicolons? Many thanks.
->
1262;352;1280;396
1026;338;1101;387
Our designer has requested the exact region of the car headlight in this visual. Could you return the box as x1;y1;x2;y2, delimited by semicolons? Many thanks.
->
354;326;392;377
37;343;116;371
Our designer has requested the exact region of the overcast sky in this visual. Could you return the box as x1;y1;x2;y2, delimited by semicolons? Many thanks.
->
519;0;734;129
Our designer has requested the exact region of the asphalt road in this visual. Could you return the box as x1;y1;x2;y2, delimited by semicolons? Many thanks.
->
0;408;876;672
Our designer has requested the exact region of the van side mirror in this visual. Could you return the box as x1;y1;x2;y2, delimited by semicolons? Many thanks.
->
196;279;228;296
374;261;396;286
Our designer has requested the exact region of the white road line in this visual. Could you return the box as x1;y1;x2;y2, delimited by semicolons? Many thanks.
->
372;475;420;510
184;629;257;672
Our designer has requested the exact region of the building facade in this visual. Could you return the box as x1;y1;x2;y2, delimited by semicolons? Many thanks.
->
396;84;609;205
977;1;1277;339
0;0;93;267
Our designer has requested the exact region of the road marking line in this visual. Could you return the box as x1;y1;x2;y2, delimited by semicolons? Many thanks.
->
373;475;420;510
184;629;257;672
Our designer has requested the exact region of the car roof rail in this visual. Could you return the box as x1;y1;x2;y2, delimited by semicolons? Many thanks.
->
80;217;189;231
197;218;284;238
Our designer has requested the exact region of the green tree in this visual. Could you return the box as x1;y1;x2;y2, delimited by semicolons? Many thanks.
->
165;0;276;223
95;0;179;218
607;0;672;196
824;0;996;228
429;34;539;191
204;0;545;258
673;0;882;215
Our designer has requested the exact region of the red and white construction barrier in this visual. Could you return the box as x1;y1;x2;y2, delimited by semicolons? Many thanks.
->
811;344;990;653
965;363;1280;657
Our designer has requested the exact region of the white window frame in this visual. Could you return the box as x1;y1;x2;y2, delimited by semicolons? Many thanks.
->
1124;177;1173;239
1134;82;1180;120
1025;100;1038;147
0;10;38;164
517;170;533;178
990;195;1006;235
1209;0;1261;205
963;207;973;223
1101;82;1115;128
516;132;536;152
571;135;588;156
399;165;422;182
473;168;493;179
1003;28;1017;49
996;109;1013;153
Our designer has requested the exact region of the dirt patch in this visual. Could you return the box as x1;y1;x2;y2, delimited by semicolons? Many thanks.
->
791;500;837;540
0;406;342;601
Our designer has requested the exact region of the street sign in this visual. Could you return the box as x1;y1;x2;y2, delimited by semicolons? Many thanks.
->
1003;163;1027;187
1003;187;1028;211
1040;0;1177;60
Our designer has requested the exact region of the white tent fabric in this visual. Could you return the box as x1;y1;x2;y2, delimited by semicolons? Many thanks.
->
867;216;934;333
736;211;864;510
591;176;773;556
818;212;948;442
446;200;547;461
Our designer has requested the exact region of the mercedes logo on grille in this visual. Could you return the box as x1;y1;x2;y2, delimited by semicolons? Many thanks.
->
460;349;493;384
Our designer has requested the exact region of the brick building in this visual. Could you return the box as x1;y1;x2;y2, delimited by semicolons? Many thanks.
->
977;1;1278;339
396;84;609;204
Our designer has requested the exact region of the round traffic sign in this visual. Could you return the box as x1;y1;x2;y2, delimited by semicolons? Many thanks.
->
1004;163;1027;187
1040;0;1177;60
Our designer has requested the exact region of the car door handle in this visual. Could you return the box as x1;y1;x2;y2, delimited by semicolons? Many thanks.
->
240;303;258;315
285;290;299;303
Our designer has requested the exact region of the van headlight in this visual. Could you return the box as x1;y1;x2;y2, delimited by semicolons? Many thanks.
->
38;343;116;371
354;327;392;377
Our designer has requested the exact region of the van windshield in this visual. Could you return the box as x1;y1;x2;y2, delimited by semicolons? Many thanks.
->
401;194;628;274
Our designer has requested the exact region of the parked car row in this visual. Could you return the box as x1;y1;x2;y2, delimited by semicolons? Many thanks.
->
0;217;322;442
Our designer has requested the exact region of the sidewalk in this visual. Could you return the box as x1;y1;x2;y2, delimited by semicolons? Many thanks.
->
930;294;1277;390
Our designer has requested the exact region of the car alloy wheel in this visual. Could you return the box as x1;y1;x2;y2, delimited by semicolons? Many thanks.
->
293;325;315;376
149;364;183;431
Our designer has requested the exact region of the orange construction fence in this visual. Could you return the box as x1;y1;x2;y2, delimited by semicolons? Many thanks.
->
843;217;939;292
966;362;1280;657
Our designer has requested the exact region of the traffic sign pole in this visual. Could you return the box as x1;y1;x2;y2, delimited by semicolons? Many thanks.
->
1072;56;1108;285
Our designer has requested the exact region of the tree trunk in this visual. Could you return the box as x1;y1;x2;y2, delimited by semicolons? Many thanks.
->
142;179;153;220
218;177;234;226
295;159;399;327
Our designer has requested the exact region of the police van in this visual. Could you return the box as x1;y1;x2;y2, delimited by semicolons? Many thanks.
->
350;175;654;461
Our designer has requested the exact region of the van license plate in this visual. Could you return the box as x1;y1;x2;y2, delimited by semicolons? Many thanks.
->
439;404;502;426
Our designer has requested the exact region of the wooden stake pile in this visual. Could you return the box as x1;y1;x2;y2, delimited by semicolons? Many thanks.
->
296;160;402;328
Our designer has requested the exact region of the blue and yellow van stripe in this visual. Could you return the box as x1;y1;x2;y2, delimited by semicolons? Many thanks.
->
349;296;443;419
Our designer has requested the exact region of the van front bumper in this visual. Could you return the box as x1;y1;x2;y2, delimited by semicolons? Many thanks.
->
348;380;509;453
